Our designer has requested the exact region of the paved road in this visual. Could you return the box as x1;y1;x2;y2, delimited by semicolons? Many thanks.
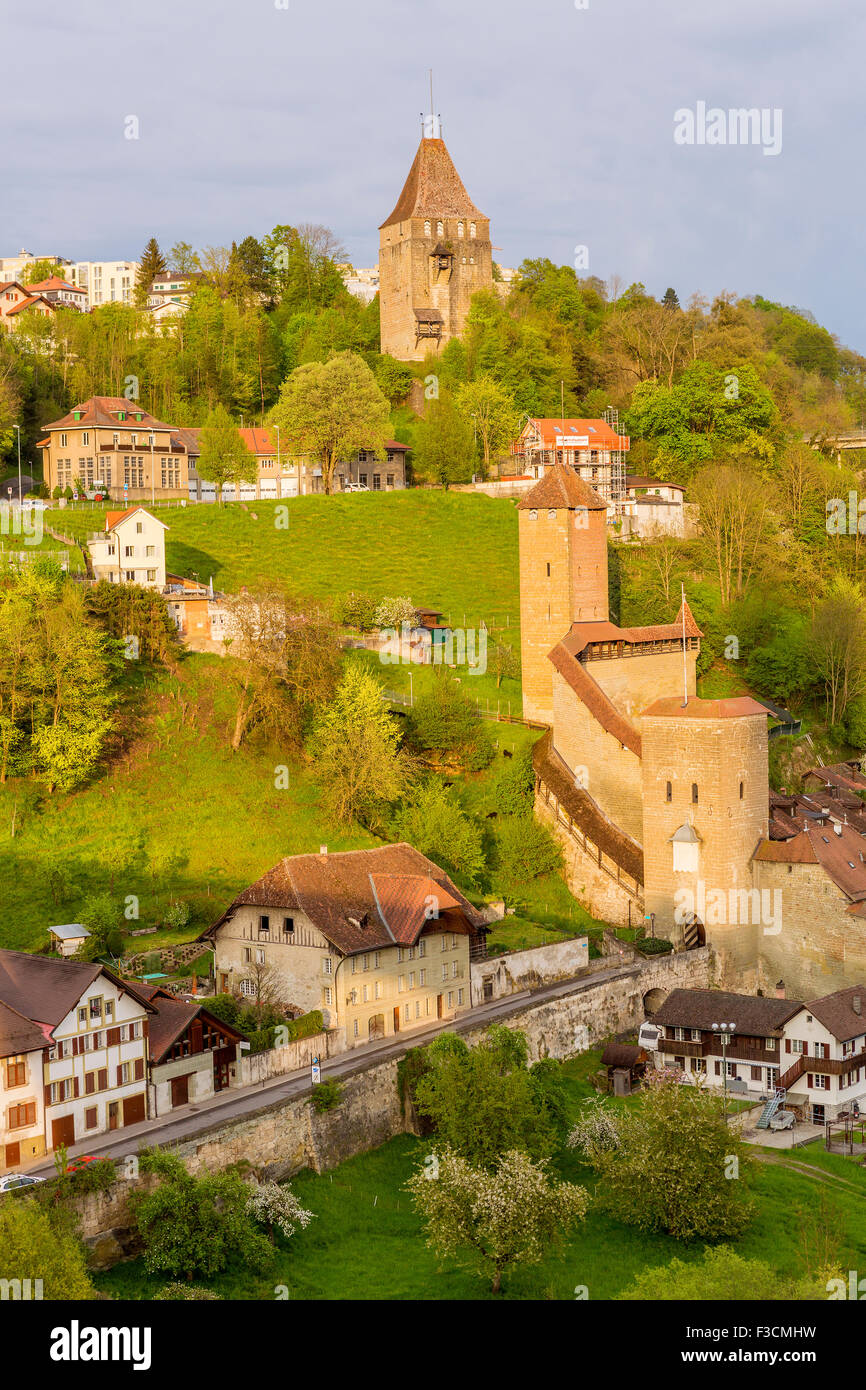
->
28;960;638;1175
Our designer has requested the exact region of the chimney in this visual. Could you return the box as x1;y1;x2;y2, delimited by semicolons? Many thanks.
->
834;823;843;836
319;844;328;857
775;979;786;999
854;994;862;1016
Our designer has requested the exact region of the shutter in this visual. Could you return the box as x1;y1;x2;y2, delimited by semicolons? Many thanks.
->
73;1076;80;1098
98;1068;107;1091
107;1027;120;1047
134;1058;144;1081
85;1072;95;1095
116;1065;123;1087
807;1073;813;1088
785;1039;791;1054
26;1103;36;1126
44;1084;52;1107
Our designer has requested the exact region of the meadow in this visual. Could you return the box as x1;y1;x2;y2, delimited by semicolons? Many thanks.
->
95;1051;866;1301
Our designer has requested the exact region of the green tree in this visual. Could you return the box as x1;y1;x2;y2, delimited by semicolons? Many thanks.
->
0;1200;95;1299
270;351;390;494
407;1147;588;1294
21;259;63;285
413;1026;561;1168
412;394;475;488
393;780;486;887
135;237;167;307
455;376;519;473
808;577;866;725
617;1244;832;1301
494;815;562;884
308;663;406;824
661;287;680;311
196;404;257;502
134;1167;273;1281
577;1076;754;1241
169;241;197;274
404;677;493;769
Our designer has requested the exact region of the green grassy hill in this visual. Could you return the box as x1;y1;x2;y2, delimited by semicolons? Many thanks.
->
52;491;520;632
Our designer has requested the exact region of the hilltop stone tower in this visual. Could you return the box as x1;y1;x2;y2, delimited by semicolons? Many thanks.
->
517;465;610;725
379;115;493;361
640;697;769;981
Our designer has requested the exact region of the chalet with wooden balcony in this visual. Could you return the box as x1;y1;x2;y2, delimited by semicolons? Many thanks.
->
776;985;866;1124
135;985;245;1116
650;988;800;1095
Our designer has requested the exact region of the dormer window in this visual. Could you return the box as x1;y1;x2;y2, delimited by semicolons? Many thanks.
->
117;410;125;421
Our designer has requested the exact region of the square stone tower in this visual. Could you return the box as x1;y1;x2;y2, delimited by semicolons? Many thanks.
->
379;117;492;362
517;464;610;724
640;696;770;972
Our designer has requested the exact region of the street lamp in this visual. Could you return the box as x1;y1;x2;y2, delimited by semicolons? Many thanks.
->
712;1022;737;1115
13;424;22;506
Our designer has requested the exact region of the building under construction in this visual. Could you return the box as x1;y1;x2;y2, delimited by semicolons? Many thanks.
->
510;410;629;511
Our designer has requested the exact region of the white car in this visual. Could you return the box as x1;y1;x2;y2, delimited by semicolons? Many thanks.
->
0;1173;45;1193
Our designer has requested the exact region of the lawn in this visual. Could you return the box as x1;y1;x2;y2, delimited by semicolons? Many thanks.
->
95;1054;866;1301
50;491;521;635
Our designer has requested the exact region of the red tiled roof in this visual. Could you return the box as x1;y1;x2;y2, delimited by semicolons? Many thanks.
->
205;844;488;957
42;397;175;432
519;418;629;450
754;831;820;865
26;275;83;293
517;462;608;511
104;506;167;532
561;601;703;659
798;986;866;1042
0;950;155;1030
6;294;51;316
0;998;49;1060
381;137;485;229
642;695;767;719
653;988;802;1034
549;643;642;756
144;994;244;1064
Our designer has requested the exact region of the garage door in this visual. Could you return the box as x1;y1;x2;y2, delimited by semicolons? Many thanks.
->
170;1074;190;1108
122;1094;146;1127
51;1114;75;1149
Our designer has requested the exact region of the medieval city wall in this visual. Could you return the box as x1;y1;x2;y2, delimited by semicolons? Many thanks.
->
751;858;866;999
589;649;696;724
74;949;713;1268
552;674;643;842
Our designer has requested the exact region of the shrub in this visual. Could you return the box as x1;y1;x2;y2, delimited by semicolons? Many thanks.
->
339;591;379;631
494;815;562;883
310;1078;343;1113
205;994;241;1027
374;595;418;628
404;677;493;769
637;937;674;955
245;1181;314;1241
133;1168;273;1281
163;899;191;930
153;1283;221;1300
493;748;535;815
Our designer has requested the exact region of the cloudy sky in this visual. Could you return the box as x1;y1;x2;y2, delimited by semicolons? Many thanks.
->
7;0;864;349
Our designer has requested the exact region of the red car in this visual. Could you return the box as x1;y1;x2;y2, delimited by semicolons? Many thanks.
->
66;1155;100;1173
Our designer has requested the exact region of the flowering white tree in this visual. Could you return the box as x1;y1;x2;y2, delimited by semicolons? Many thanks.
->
567;1095;623;1163
407;1148;588;1294
245;1182;314;1243
374;596;418;629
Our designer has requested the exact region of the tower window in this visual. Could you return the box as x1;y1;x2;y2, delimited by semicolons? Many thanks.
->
691;783;699;804
546;562;550;577
529;509;537;520
548;509;556;520
457;222;464;237
424;220;431;235
739;781;744;800
437;221;444;236
470;222;476;237
666;782;672;803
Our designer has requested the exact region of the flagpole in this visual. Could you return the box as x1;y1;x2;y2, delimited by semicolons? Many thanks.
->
681;582;688;707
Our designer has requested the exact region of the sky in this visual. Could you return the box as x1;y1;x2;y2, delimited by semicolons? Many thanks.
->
5;0;865;350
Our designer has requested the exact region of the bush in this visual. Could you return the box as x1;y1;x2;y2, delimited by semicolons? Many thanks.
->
52;485;63;500
374;595;418;628
494;815;562;883
393;780;486;887
205;994;241;1027
493;748;535;815
163;899;191;930
153;1283;221;1300
404;677;493;769
310;1078;343;1113
66;1158;117;1194
339;591;379;631
133;1168;273;1281
637;937;674;955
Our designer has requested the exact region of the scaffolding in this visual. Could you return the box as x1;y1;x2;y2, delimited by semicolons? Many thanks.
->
603;406;628;513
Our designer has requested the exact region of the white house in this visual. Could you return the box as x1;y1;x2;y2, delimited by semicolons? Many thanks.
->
778;986;866;1125
0;951;154;1164
0;1000;49;1173
88;506;167;588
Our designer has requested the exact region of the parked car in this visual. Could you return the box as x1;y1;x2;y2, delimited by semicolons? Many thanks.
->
0;1173;45;1193
66;1155;100;1173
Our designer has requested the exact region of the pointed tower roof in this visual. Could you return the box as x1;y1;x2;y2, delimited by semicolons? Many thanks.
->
517;462;608;511
381;137;486;229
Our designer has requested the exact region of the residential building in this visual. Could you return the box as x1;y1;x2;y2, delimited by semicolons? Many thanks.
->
0;250;69;283
511;417;630;510
0;1001;49;1172
146;271;202;317
0;951;154;1168
648;984;866;1125
24;276;87;310
163;573;228;650
181;426;409;500
64;260;138;309
0;281;55;331
87;506;168;588
622;474;687;538
39;397;192;500
650;988;797;1096
48;925;91;958
379;113;493;361
137;985;244;1116
203;844;489;1046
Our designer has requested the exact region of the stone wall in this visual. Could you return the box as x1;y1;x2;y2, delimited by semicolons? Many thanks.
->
237;1028;345;1087
536;795;641;926
72;947;713;1267
470;936;589;1003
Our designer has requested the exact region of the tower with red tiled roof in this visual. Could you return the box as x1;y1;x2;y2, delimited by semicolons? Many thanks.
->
379;114;492;361
517;464;610;723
